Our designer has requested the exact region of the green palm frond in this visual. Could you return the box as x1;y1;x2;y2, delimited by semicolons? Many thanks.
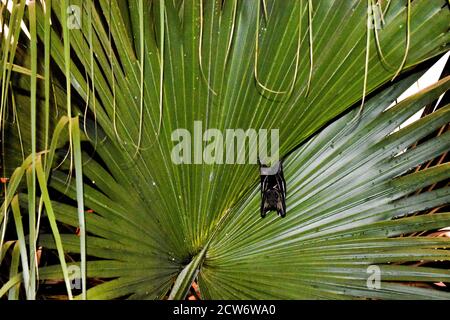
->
35;71;450;299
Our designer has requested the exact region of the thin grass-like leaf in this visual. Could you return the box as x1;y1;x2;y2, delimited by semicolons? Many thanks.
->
10;195;31;299
71;117;87;299
35;156;73;299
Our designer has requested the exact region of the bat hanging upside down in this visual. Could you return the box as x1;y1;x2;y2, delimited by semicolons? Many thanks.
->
259;160;286;218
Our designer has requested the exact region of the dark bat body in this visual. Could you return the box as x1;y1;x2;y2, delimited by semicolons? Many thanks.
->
259;161;286;218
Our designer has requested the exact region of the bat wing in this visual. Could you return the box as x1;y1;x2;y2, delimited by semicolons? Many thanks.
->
260;176;269;218
275;173;286;217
